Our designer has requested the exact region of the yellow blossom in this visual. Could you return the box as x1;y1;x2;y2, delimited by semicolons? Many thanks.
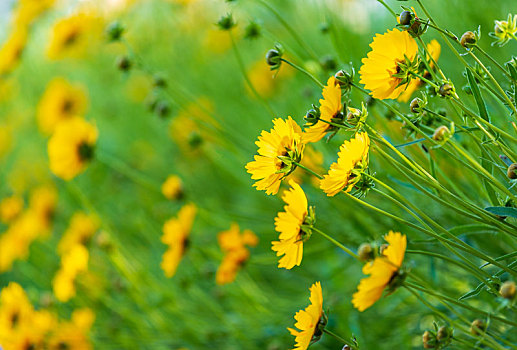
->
0;195;24;224
0;27;28;75
53;244;89;302
320;132;370;196
13;0;55;27
58;212;99;256
161;175;184;200
352;231;407;311
359;29;418;100
48;117;98;180
288;282;324;350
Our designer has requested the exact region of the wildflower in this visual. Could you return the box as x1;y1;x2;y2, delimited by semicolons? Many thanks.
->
352;231;407;311
29;185;58;234
0;27;28;75
359;29;418;100
320;132;370;196
13;0;55;27
303;76;342;143
47;13;102;60
48;309;94;350
53;244;89;302
246;117;305;195
490;14;517;47
58;212;99;255
0;195;24;223
271;180;314;269
161;175;184;200
216;223;258;285
48;117;98;180
0;282;33;336
398;40;441;102
37;78;88;134
161;203;197;277
288;282;326;350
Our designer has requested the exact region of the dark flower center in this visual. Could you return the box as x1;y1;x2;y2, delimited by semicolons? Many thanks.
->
62;99;74;113
77;142;94;161
63;30;79;47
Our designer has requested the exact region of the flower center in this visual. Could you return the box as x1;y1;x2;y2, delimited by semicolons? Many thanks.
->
77;142;94;162
62;99;74;113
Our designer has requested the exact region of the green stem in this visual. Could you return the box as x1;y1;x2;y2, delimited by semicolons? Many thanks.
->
376;0;397;18
474;44;514;82
323;329;356;349
293;161;324;179
280;58;324;88
311;227;359;260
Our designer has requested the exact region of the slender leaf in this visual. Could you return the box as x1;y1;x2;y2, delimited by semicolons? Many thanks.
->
485;206;517;218
466;67;490;122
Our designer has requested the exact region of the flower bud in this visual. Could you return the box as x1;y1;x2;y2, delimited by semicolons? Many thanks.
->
499;280;516;299
106;21;124;41
422;330;436;349
334;69;355;92
154;100;171;118
153;75;167;88
438;83;453;97
244;21;261;40
432;125;450;141
460;31;477;48
117;56;131;71
399;11;413;26
507;163;517;180
410;97;423;113
379;243;389;255
470;319;486;335
217;14;235;31
357;243;374;262
436;326;452;341
266;47;282;70
346;107;361;125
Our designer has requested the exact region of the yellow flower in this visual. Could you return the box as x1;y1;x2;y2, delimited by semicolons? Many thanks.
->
352;231;407;311
398;39;441;102
47;13;102;60
491;14;517;46
53;244;89;302
0;124;12;159
303;76;342;143
0;27;28;75
13;0;55;27
0;195;24;224
161;203;197;277
161;175;184;200
246;117;305;195
48;117;98;180
48;321;92;350
29;185;57;234
216;223;258;285
58;212;99;256
0;282;33;341
359;29;418;100
271;180;310;269
37;78;88;134
288;282;324;350
71;308;95;332
246;59;292;98
320;132;370;196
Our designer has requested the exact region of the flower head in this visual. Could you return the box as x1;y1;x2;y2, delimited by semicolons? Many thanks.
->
490;14;517;47
320;132;370;196
352;231;407;311
58;212;99;256
161;175;184;200
272;180;314;269
53;244;89;302
0;195;24;224
0;27;28;75
288;282;325;350
160;203;197;277
303;76;342;143
48;117;98;180
359;29;418;100
37;78;88;134
246;117;305;195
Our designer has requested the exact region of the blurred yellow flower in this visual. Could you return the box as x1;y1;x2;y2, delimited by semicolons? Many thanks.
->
29;185;57;233
0;27;28;75
58;212;99;256
246;59;292;98
216;223;258;285
271;180;309;269
71;308;95;332
0;282;33;340
288;281;324;350
303;76;342;143
48;117;98;180
161;203;197;277
359;29;418;100
53;244;89;302
48;319;93;350
352;231;406;311
288;145;324;187
37;78;88;134
47;13;102;60
161;175;184;200
320;132;370;196
0;125;12;159
13;0;55;27
398;39;441;102
203;28;232;54
0;195;24;224
246;117;305;195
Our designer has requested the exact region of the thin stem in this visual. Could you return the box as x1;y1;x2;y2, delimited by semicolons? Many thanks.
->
474;45;514;82
311;227;359;260
293;161;324;179
280;58;324;88
323;329;356;349
376;0;397;18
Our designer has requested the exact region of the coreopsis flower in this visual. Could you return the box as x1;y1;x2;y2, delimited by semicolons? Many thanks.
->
161;203;197;277
320;132;370;196
490;14;517;47
13;0;56;27
161;175;184;200
58;212;99;255
352;231;407;311
47;117;98;180
47;13;102;60
246;117;305;195
271;180;314;269
28;185;57;234
48;309;94;350
303;76;342;143
0;27;28;75
53;244;89;302
398;39;441;102
216;223;258;285
0;282;33;340
288;282;326;350
37;78;88;134
0;195;24;223
359;29;418;100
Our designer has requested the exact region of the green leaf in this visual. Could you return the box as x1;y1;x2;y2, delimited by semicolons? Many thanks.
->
485;206;517;218
466;67;490;122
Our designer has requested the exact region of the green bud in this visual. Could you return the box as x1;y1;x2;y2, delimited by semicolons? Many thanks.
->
410;97;423;113
399;11;413;26
244;20;261;40
438;83;454;97
432;125;451;141
422;330;436;349
116;56;131;71
217;13;235;31
436;326;452;341
304;107;320;127
507;163;517;180
320;55;337;71
460;31;477;48
154;100;171;118
106;21;124;41
266;44;283;71
500;280;516;299
470;319;486;335
357;243;374;262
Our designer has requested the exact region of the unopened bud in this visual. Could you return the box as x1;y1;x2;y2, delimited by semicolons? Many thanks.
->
460;31;477;48
266;49;282;70
399;11;413;26
436;326;452;341
154;100;171;118
410;97;423;113
357;243;373;262
470;319;486;335
117;56;131;71
500;280;516;299
422;330;435;349
438;83;453;97
507;163;517;180
106;21;124;41
432;125;450;141
379;243;389;255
